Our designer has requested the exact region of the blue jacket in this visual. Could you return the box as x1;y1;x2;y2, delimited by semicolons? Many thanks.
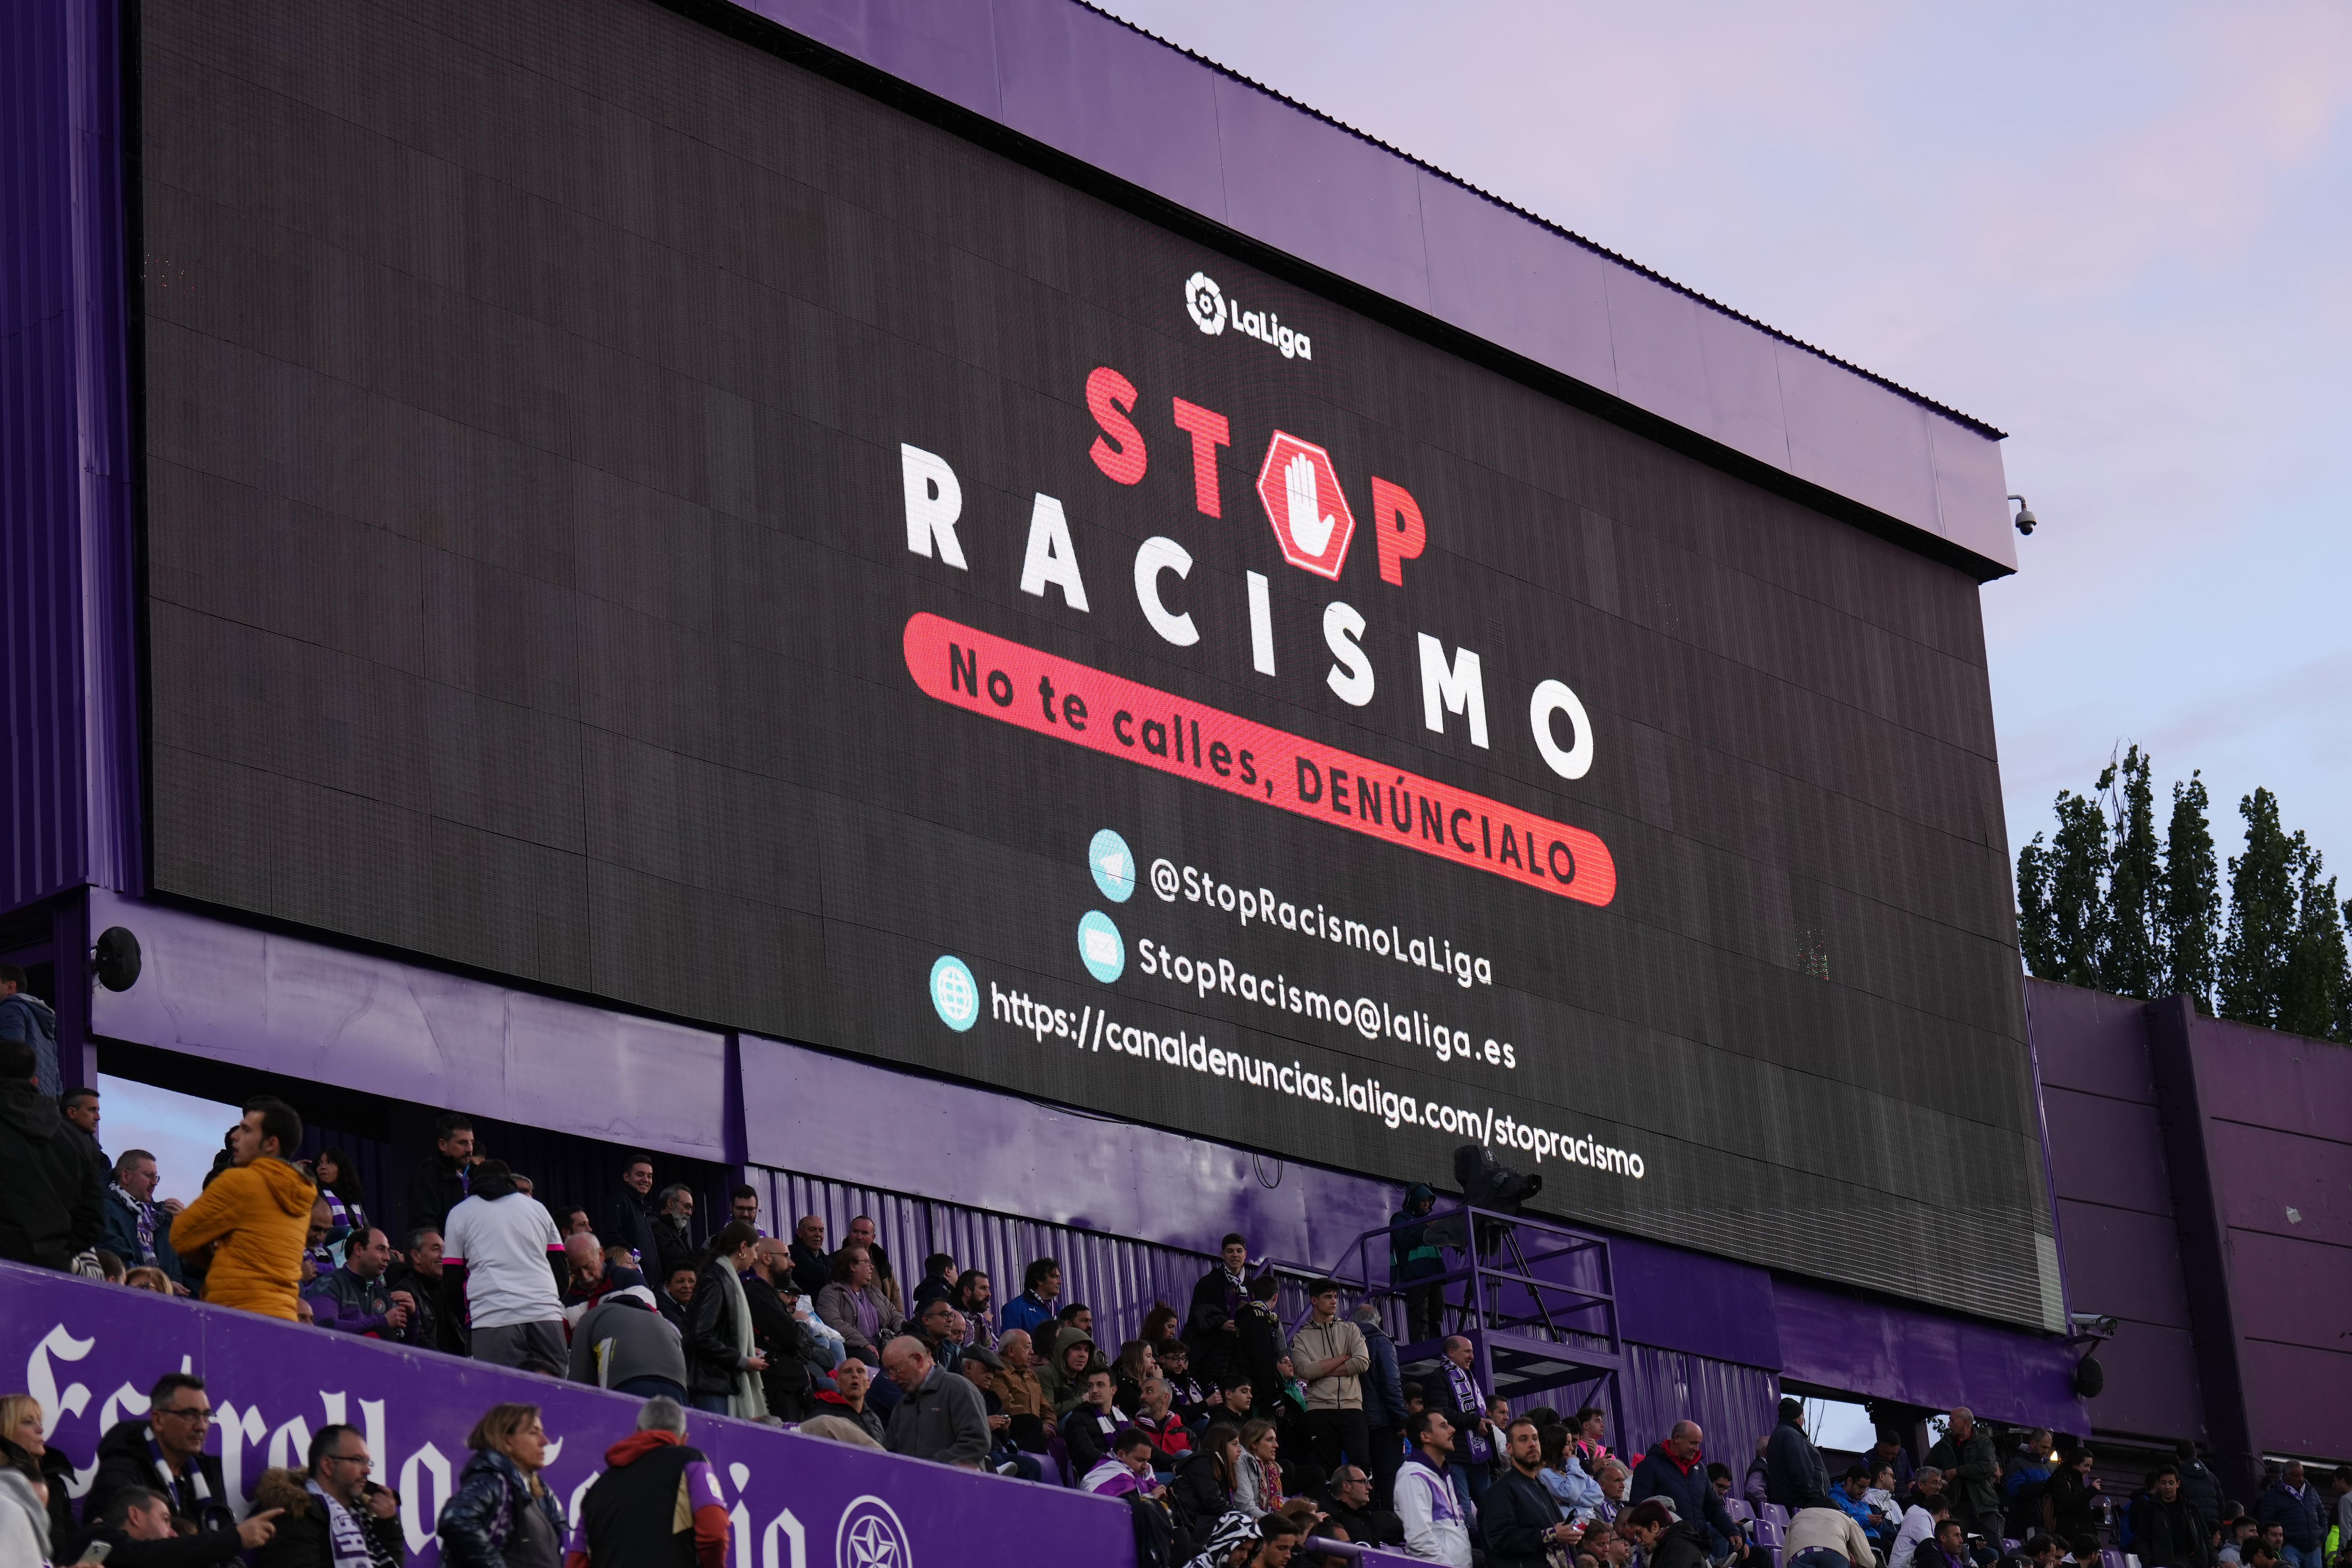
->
1000;1291;1057;1338
437;1447;566;1568
1832;1485;1884;1537
2259;1482;2326;1551
1358;1320;1407;1429
1629;1442;1743;1547
0;993;59;1100
1766;1421;1832;1511
97;1186;184;1284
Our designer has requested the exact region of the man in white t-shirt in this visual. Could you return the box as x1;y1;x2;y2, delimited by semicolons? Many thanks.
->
1892;1490;1952;1568
441;1159;567;1369
1397;1409;1473;1566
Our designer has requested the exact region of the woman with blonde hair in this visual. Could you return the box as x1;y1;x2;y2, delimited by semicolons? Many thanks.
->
1234;1417;1285;1518
0;1394;74;1550
123;1265;173;1294
438;1403;565;1567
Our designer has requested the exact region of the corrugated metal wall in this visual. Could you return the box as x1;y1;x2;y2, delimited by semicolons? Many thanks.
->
1615;1341;1780;1473
752;1163;1777;1456
0;0;141;913
752;1166;1222;1348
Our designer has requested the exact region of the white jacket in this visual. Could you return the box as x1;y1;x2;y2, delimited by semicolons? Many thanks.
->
1396;1457;1473;1566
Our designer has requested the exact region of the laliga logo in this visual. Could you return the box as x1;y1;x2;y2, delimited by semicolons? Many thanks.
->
1184;271;1226;334
1184;270;1312;361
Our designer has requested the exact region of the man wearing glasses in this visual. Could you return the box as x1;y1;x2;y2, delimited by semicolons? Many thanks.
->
86;1372;238;1535
247;1423;404;1567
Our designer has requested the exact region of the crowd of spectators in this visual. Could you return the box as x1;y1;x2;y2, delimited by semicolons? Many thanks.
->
4;1061;2350;1568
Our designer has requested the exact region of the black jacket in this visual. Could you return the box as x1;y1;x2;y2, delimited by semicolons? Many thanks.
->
1169;1448;1235;1539
1324;1496;1404;1547
653;1214;697;1284
250;1467;406;1567
2130;1493;2211;1568
1647;1519;1714;1568
602;1184;659;1272
1062;1403;1122;1475
1184;1267;1249;1386
86;1419;235;1535
684;1258;749;1400
788;1240;831;1299
403;1154;469;1235
0;1080;104;1269
1925;1427;2000;1523
1483;1468;1570;1568
1237;1301;1287;1414
741;1274;815;1414
2172;1459;2221;1533
382;1261;446;1352
68;1524;245;1566
1631;1443;1744;1546
2045;1467;2100;1540
1766;1419;1833;1511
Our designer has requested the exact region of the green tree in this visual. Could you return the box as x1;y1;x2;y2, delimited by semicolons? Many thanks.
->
2218;788;2298;1027
2102;747;2164;1000
2161;772;2220;1011
2277;844;2347;1041
2019;790;2110;988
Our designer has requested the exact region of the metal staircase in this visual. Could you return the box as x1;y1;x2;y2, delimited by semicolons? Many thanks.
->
1286;1204;1625;1413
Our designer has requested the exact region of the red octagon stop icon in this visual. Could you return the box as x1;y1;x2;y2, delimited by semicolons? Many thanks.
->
1255;431;1356;580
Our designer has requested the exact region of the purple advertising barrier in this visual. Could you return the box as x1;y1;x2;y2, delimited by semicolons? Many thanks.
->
0;1260;1132;1567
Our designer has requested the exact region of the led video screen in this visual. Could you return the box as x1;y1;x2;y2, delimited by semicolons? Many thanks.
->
137;0;2057;1324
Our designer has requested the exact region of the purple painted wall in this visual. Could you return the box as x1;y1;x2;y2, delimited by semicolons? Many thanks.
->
2028;977;2352;1469
2180;1012;2352;1462
725;0;2018;577
0;0;143;913
0;1260;1133;1567
2029;981;2205;1441
87;889;731;1162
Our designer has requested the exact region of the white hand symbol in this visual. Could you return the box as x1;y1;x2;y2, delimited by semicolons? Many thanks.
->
1284;451;1335;556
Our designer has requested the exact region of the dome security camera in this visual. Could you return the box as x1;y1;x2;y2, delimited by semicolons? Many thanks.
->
2008;494;2037;536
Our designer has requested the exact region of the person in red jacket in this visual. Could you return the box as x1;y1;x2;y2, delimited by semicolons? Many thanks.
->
564;1398;728;1568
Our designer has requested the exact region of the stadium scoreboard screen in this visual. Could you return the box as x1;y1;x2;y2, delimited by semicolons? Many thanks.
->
138;0;2058;1324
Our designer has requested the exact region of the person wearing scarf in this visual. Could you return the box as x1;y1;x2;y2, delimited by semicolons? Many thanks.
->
1436;1336;1496;1514
686;1222;771;1421
85;1372;238;1536
249;1429;404;1568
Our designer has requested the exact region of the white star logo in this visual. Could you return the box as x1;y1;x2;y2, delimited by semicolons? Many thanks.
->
835;1495;911;1568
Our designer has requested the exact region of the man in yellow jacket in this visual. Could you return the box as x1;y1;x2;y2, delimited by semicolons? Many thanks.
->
170;1096;316;1320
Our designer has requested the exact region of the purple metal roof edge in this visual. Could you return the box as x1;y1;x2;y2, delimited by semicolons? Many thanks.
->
1062;0;2005;441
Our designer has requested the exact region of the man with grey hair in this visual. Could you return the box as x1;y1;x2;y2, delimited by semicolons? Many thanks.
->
567;1396;729;1565
1926;1408;2001;1544
651;1184;697;1281
882;1335;991;1467
1892;1471;1947;1568
1354;1302;1409;1506
101;1146;187;1289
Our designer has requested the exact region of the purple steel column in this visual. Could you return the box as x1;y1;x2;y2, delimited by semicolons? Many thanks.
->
0;0;143;914
2143;996;2256;1498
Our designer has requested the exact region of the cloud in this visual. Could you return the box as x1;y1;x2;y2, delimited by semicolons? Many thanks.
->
1101;0;2352;881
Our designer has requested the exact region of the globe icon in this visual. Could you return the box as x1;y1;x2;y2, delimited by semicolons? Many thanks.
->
929;955;979;1031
